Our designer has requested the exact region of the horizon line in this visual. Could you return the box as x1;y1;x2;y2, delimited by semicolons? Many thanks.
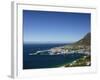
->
23;41;75;44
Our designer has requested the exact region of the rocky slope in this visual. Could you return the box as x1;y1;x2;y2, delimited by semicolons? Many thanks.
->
75;32;91;46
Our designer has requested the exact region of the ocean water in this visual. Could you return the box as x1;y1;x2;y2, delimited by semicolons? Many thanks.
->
23;43;85;69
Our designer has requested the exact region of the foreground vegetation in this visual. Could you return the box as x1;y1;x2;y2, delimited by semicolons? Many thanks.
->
64;55;91;67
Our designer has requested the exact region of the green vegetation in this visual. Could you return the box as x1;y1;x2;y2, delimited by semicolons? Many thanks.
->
64;55;91;67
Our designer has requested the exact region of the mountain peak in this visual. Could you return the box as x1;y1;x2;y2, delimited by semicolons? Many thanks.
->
75;32;91;46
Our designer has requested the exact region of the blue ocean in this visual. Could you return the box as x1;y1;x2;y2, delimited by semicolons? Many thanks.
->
23;43;85;69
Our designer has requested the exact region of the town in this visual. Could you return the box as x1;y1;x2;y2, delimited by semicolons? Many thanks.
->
50;45;90;55
29;45;90;56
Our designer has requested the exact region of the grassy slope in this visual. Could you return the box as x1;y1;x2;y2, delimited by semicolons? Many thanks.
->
64;55;91;67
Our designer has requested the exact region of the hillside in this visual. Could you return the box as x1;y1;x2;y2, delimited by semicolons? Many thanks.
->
75;32;91;46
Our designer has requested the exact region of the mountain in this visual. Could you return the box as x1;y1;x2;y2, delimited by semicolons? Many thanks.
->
75;32;91;46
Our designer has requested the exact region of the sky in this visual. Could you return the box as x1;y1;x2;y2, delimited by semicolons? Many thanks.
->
23;10;90;43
